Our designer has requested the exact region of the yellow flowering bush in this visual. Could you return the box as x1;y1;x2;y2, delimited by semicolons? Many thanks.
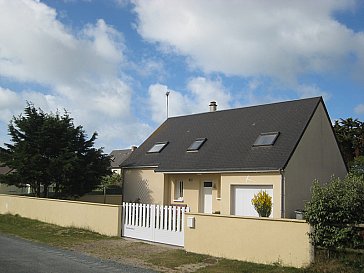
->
251;190;272;217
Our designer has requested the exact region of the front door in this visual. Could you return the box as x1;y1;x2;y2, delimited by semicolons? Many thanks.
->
203;182;213;213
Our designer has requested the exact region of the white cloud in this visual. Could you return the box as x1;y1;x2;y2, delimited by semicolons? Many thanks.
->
129;57;166;80
114;0;130;8
355;104;364;114
187;77;231;111
0;87;59;124
0;87;23;123
0;0;149;152
0;1;121;85
296;84;331;100
133;0;364;83
147;77;231;123
0;87;20;110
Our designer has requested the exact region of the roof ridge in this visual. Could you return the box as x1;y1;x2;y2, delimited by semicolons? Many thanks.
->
166;96;322;121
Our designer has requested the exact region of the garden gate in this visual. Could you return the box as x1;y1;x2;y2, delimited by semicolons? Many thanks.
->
122;202;189;246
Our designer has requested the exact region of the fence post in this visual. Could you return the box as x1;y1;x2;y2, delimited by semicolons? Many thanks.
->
128;203;132;225
164;205;168;229
172;206;176;231
146;204;150;228
177;206;181;232
168;206;172;231
156;205;160;229
131;203;135;226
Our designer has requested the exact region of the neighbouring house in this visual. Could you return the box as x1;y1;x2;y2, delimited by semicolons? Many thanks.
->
121;97;347;218
0;165;30;195
109;147;136;174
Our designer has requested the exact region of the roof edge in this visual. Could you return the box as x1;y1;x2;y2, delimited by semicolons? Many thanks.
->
321;100;349;172
281;97;322;170
156;168;281;174
122;165;159;169
167;96;323;121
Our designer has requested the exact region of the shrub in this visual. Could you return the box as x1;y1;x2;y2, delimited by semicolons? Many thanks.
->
304;174;364;249
349;156;364;177
251;190;272;217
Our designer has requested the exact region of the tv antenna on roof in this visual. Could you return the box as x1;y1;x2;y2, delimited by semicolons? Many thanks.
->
166;90;170;119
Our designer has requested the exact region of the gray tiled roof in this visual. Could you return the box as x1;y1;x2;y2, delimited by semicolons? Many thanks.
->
109;149;132;168
122;97;322;172
0;165;11;175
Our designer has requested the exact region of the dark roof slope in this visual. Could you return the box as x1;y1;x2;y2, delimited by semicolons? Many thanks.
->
122;97;322;172
110;149;132;168
0;165;11;175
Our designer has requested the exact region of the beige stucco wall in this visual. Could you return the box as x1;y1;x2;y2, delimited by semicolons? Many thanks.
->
166;174;221;213
284;102;347;218
0;194;121;236
185;213;313;268
165;173;281;217
123;168;165;204
77;194;122;205
220;173;282;218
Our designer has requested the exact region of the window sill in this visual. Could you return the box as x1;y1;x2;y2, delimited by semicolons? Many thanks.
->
216;197;221;200
173;199;184;203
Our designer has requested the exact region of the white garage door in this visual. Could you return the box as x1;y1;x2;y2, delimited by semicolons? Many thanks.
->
232;185;273;218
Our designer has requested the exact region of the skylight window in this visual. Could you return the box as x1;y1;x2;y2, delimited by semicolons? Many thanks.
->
147;142;168;153
253;132;279;147
187;138;207;152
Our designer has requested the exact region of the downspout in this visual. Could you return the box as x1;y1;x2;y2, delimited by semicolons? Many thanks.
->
120;168;125;205
280;169;286;218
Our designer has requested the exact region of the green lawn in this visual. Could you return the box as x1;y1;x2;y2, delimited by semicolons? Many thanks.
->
0;213;109;247
0;213;363;273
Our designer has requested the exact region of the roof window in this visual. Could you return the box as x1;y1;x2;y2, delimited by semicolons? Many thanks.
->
147;142;168;153
187;138;207;152
253;132;279;147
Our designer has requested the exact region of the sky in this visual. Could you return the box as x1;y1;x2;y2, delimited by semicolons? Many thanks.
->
0;0;364;153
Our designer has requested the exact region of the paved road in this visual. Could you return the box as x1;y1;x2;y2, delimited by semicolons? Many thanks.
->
0;234;157;273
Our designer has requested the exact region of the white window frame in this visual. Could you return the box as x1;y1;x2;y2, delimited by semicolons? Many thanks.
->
174;180;184;202
253;132;280;147
147;142;168;153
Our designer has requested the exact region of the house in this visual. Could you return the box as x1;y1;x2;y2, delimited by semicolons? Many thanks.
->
0;165;30;194
109;148;136;174
121;97;347;218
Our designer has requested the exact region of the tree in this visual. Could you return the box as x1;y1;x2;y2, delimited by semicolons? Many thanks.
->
349;155;364;177
0;103;111;198
333;118;364;165
304;175;364;249
100;173;123;203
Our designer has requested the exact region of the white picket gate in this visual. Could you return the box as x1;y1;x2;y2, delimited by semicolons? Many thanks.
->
122;202;190;247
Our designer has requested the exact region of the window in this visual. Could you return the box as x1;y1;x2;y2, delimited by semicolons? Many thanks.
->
187;138;207;152
253;132;280;146
147;142;168;153
204;182;213;187
174;180;184;201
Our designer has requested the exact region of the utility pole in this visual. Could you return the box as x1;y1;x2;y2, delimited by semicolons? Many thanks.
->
166;90;170;119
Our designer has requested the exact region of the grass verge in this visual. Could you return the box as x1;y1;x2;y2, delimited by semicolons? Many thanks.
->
147;249;212;268
0;214;363;273
0;213;109;247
